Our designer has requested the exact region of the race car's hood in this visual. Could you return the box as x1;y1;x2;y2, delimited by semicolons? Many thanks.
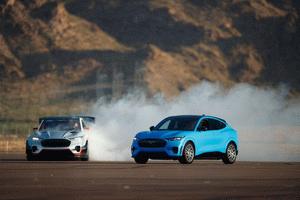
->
33;130;83;139
135;130;188;139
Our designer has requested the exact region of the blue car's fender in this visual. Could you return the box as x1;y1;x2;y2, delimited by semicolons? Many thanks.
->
223;137;239;154
179;136;196;155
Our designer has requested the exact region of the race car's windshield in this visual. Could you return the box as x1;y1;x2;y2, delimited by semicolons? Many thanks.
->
155;116;199;131
39;119;81;131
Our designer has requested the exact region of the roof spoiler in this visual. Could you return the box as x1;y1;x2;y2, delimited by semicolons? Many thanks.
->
80;116;96;123
38;116;96;124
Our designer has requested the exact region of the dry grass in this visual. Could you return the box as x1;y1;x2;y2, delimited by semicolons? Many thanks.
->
144;43;235;97
50;3;130;52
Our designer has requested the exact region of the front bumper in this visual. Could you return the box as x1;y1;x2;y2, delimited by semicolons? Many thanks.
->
26;140;88;159
131;139;185;159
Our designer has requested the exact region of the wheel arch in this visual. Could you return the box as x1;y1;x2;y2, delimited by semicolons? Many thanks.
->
226;140;238;155
183;139;196;154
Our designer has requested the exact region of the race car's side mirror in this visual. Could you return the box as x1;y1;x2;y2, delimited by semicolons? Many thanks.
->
149;126;155;131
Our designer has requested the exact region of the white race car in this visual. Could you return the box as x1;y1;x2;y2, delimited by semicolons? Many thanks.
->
26;116;94;161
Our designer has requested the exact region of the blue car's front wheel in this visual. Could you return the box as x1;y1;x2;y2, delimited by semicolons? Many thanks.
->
134;155;149;164
179;142;195;164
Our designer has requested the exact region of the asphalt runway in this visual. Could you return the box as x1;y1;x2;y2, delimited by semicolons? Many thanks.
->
0;153;299;200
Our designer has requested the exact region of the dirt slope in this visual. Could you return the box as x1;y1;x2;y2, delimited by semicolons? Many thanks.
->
0;0;299;122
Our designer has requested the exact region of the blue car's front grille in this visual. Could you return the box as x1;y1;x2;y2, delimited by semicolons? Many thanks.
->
41;139;71;147
138;139;166;148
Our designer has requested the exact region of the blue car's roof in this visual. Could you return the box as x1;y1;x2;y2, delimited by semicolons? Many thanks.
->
166;115;226;123
167;115;202;118
203;115;226;123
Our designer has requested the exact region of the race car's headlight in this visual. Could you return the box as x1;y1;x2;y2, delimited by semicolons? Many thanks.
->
133;136;140;141
32;137;40;141
166;136;185;141
70;137;84;145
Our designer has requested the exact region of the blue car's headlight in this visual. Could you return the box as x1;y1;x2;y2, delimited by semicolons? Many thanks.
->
166;136;185;141
133;136;139;141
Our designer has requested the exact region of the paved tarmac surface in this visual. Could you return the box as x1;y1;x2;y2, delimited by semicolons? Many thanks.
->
0;153;299;200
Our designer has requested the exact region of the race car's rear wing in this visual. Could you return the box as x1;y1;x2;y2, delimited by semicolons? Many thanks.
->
38;116;95;124
80;116;96;123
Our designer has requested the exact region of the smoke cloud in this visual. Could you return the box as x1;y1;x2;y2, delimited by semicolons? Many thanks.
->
88;82;300;162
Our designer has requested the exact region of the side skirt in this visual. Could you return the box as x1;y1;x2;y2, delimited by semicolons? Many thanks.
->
195;152;224;160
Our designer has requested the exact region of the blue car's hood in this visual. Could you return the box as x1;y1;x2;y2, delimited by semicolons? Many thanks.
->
136;130;189;139
32;130;83;139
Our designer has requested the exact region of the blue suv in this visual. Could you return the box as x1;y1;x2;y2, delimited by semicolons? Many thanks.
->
131;115;238;164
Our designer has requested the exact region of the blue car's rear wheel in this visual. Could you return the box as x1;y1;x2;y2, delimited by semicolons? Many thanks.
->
222;142;237;164
179;142;195;164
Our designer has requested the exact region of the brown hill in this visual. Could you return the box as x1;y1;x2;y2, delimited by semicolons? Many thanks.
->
0;0;299;125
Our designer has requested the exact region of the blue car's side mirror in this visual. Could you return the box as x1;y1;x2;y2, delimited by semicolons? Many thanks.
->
149;126;155;131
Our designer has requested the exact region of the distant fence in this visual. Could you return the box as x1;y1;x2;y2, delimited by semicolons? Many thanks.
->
0;135;25;152
0;120;35;137
0;120;33;152
0;126;32;137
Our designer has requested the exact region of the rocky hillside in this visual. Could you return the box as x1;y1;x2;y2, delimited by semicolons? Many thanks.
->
0;0;299;122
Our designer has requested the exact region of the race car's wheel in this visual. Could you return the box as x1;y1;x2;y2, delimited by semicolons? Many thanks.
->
26;154;35;161
179;142;195;164
80;141;89;161
134;155;148;164
81;156;89;161
222;142;237;164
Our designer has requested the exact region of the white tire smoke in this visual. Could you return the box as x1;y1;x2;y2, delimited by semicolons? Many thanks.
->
88;82;300;162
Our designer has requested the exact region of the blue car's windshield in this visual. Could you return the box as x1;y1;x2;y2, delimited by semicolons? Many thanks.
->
39;119;81;131
155;116;199;131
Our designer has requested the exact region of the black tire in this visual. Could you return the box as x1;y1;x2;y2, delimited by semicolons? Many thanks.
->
26;154;35;161
222;142;237;164
179;142;195;164
134;155;148;164
81;141;89;161
81;156;89;161
25;141;33;160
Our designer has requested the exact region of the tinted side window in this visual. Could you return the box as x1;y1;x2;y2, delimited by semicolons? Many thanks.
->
197;119;209;131
218;121;226;129
207;119;226;130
